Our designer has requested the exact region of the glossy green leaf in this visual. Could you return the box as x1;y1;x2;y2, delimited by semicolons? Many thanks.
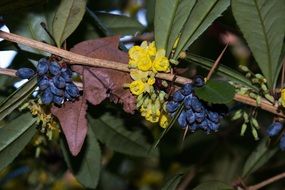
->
0;76;37;120
6;11;53;58
52;0;87;47
194;79;235;104
89;113;158;157
166;0;197;56
0;112;37;171
61;128;101;189
186;54;257;90
232;0;285;88
193;181;233;190
97;13;144;35
161;173;183;190
173;0;230;59
242;138;278;178
154;0;180;50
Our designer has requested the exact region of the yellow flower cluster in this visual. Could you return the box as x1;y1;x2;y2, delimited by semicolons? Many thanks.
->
28;101;59;140
128;41;171;128
280;89;285;107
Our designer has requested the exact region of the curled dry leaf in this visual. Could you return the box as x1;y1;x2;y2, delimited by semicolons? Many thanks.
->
71;36;136;113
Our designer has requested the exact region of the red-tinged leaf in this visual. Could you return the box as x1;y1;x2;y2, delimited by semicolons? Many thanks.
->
51;96;88;156
71;36;136;113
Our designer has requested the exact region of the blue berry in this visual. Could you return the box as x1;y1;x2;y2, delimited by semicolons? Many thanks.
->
50;82;64;96
61;69;72;82
191;97;203;112
37;58;49;75
183;95;193;109
41;88;53;104
38;76;49;90
208;121;219;132
190;124;199;132
267;122;283;137
178;111;187;128
279;134;285;151
52;76;66;89
195;110;205;123
186;109;195;124
166;101;179;113
181;83;193;96
207;111;219;123
16;68;35;79
49;61;61;76
66;83;80;97
173;90;184;102
53;95;64;105
193;75;205;87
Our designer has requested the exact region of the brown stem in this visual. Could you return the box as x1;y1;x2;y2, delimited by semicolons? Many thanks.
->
247;172;285;190
0;31;284;117
206;43;228;81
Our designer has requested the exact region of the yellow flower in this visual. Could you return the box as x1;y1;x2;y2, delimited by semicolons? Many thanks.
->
159;114;169;128
137;55;152;71
147;77;155;85
281;89;285;107
147;42;157;56
153;49;170;72
130;69;149;81
130;80;145;95
145;109;160;123
129;46;145;60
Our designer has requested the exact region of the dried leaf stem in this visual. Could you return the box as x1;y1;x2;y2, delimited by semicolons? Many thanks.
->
0;31;283;117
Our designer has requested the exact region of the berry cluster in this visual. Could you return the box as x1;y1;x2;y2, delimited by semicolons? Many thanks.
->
166;77;223;133
266;122;285;150
16;58;80;105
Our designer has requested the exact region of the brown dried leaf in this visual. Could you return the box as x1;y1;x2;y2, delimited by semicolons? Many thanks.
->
51;96;88;156
71;36;136;113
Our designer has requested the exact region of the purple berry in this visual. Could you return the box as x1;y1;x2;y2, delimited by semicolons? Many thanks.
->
195;110;205;123
208;121;219;132
267;122;283;137
181;83;193;96
173;90;184;102
193;75;205;87
166;101;179;113
16;68;35;79
61;69;72;82
52;76;66;89
50;82;64;96
207;111;219;123
178;111;187;128
183;95;193;109
41;88;53;105
53;95;64;105
191;97;203;112
38;76;49;90
37;58;49;75
66;83;79;97
186;109;195;124
49;61;61;76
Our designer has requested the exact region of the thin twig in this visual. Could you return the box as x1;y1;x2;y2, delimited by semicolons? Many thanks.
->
247;172;285;190
206;43;228;81
0;31;284;117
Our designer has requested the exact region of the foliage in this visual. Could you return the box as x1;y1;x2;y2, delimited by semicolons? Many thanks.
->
0;0;285;189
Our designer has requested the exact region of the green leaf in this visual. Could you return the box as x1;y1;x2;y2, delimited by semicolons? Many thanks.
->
154;0;180;50
0;76;37;120
61;128;101;189
97;12;144;35
231;0;285;88
173;0;230;59
186;54;257;90
88;113;158;157
52;0;87;47
193;181;233;190
161;173;183;190
0;112;37;171
166;0;197;56
242;138;278;178
194;79;235;104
